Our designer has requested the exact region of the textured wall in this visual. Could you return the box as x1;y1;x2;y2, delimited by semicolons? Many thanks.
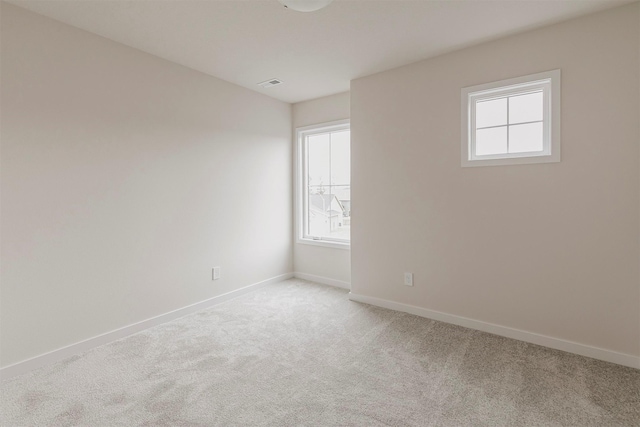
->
0;4;292;367
351;4;640;357
293;92;351;284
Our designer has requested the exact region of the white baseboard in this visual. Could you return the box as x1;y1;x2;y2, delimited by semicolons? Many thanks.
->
294;272;351;290
0;273;294;381
348;292;640;370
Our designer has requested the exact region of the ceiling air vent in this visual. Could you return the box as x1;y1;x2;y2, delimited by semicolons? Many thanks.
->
257;78;283;88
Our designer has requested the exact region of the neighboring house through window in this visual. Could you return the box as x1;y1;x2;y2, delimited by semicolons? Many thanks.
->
296;120;350;249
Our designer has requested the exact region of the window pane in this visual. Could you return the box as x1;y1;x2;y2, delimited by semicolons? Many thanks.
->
330;130;350;186
476;127;507;156
303;127;350;243
306;187;326;238
307;134;330;187
476;98;507;129
509;91;543;124
329;185;350;240
332;185;351;206
307;187;348;239
509;122;544;153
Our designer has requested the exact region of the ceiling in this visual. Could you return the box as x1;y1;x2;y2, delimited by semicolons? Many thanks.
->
6;0;634;104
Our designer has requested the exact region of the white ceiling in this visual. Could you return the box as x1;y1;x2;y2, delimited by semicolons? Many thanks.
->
6;0;634;103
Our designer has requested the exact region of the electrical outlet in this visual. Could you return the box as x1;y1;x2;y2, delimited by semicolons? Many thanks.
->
212;266;221;280
404;272;413;287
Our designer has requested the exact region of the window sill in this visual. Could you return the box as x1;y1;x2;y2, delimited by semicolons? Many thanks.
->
296;238;351;250
461;152;559;167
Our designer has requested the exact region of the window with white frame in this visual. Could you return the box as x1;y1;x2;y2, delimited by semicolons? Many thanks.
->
296;120;350;248
461;69;561;167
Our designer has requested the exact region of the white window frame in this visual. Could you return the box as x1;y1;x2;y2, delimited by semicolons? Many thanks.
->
295;119;351;250
461;69;561;167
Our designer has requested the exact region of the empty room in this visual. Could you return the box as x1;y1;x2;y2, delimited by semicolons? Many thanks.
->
1;0;639;425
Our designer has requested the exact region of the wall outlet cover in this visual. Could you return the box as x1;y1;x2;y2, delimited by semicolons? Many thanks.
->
404;272;413;286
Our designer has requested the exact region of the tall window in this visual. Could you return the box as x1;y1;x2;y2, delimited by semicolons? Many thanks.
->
461;69;561;167
296;120;350;248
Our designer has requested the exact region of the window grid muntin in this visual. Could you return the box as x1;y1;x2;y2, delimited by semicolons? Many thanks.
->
469;79;551;161
299;122;350;245
475;92;544;155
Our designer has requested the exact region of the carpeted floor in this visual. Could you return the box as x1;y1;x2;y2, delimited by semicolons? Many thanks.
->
1;279;639;426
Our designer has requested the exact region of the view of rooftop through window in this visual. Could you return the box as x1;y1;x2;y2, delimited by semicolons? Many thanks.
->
305;129;350;242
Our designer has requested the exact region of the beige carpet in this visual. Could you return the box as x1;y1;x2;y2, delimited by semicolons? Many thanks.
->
1;279;639;426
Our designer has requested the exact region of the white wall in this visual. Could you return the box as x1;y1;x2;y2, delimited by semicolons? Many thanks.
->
351;4;640;358
292;92;351;285
0;4;292;367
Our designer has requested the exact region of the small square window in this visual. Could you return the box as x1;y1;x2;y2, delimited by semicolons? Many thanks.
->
461;70;561;167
